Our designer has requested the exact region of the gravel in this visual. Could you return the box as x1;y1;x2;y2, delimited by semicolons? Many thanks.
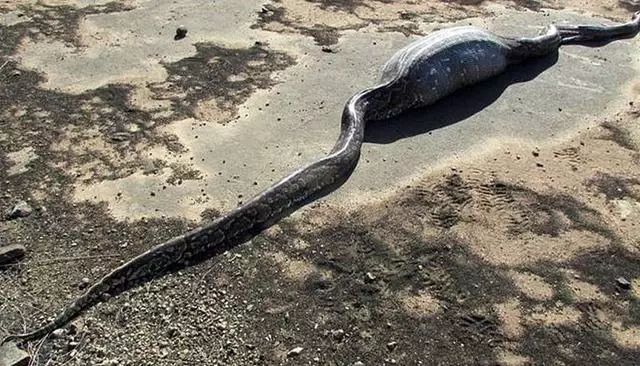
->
5;201;32;220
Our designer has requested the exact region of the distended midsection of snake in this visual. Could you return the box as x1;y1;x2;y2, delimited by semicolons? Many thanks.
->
4;13;640;344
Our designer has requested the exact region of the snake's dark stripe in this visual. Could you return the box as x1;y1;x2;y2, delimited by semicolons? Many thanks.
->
4;13;639;344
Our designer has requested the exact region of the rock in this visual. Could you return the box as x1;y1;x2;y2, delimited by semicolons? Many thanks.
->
359;330;372;340
5;201;32;220
386;341;398;351
364;272;376;283
166;327;179;338
109;132;129;142
0;341;30;366
79;277;91;289
175;26;188;40
51;328;68;339
353;362;365;366
331;329;345;341
286;347;303;357
68;319;84;335
321;46;336;53
616;277;632;290
0;244;26;265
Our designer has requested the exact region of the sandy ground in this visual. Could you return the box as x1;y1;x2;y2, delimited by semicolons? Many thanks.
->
1;0;640;365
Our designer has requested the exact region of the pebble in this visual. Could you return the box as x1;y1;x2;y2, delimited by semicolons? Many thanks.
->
175;25;188;40
109;132;129;142
286;347;304;357
166;327;179;338
0;341;30;366
5;201;32;220
331;329;345;341
0;244;26;265
386;341;398;351
353;362;365;366
616;277;631;290
79;277;91;289
51;328;68;338
364;272;376;283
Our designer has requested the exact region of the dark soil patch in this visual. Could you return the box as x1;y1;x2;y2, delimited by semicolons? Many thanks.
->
599;122;638;151
253;2;346;46
586;172;640;201
152;42;295;120
238;214;515;365
305;0;390;13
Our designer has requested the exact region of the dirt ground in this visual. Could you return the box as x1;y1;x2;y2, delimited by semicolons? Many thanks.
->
1;0;640;365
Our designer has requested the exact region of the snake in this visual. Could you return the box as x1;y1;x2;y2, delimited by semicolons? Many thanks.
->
3;12;639;344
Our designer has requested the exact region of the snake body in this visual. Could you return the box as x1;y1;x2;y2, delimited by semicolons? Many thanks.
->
4;14;640;343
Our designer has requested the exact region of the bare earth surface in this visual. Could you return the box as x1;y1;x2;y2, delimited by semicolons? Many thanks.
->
1;0;640;365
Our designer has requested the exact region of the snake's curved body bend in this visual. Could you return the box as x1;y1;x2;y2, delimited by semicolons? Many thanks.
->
5;14;640;343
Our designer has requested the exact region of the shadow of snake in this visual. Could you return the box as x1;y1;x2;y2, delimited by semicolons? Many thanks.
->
4;13;640;343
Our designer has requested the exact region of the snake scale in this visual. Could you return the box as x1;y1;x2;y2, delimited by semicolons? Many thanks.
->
4;13;640;343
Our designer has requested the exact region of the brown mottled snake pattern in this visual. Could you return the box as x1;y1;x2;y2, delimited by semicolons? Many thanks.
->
4;13;640;344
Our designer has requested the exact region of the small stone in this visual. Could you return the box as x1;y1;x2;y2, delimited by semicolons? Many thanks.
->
51;328;67;338
11;70;21;77
5;201;32;220
616;277;632;290
359;330;372;340
109;132;129;142
175;25;188;40
386;341;398;351
331;329;345;341
0;341;30;366
68;319;84;335
166;327;179;338
364;272;376;283
0;244;26;265
286;347;304;357
321;46;335;53
79;277;91;289
353;362;365;366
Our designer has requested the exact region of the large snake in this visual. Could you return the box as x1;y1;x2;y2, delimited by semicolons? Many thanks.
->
4;13;640;344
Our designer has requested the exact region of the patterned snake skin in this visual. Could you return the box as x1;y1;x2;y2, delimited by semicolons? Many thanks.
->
4;13;640;344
